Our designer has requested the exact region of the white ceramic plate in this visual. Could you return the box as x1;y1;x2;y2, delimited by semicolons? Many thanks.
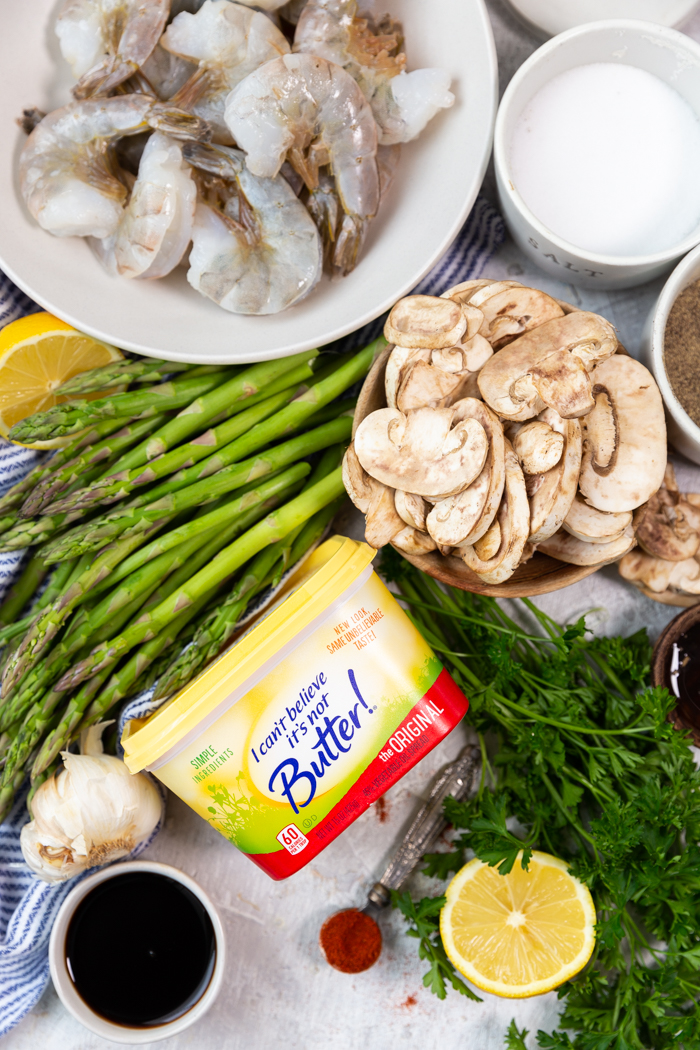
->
0;0;497;364
504;0;700;38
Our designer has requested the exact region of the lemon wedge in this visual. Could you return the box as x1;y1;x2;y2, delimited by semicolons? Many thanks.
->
440;851;596;998
0;313;123;449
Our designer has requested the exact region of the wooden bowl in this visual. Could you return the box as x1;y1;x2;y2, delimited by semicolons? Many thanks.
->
353;300;617;599
651;603;700;745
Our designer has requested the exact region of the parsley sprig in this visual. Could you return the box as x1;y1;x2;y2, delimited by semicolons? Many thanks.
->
382;548;700;1050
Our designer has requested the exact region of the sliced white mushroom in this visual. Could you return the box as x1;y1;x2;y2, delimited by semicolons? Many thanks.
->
426;399;506;547
527;409;582;543
395;359;464;411
477;312;617;421
395;490;428;531
473;517;501;560
467;281;524;308
476;286;565;350
578;355;666;513
354;406;489;499
537;524;636;566
391;526;438;556
364;482;406;549
460;442;530;584
384;295;467;350
342;442;372;513
440;278;497;306
385;346;431;408
342;444;404;549
563;492;632;543
633;490;700;562
619;550;700;594
513;421;564;475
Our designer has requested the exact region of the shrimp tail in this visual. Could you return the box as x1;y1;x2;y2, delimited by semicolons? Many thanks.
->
148;104;213;143
332;214;366;278
73;58;140;100
305;181;340;271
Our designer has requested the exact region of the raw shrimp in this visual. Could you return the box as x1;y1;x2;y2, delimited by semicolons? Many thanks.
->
19;95;209;239
141;45;196;101
55;0;169;99
184;142;322;314
225;52;379;275
90;132;197;279
293;0;454;145
161;0;290;143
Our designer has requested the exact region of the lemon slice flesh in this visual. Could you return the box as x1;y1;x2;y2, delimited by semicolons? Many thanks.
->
0;313;123;449
440;851;596;998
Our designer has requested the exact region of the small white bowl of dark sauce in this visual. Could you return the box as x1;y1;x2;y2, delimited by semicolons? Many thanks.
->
49;860;226;1044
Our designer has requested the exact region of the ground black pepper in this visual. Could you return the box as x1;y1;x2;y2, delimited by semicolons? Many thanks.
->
664;277;700;427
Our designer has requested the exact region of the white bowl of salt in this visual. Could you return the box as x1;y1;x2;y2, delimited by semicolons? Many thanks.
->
494;20;700;289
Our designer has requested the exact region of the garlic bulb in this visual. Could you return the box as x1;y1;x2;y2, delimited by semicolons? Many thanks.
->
21;723;162;884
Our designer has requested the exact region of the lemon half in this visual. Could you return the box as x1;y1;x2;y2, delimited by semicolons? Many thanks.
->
0;313;123;449
440;851;596;998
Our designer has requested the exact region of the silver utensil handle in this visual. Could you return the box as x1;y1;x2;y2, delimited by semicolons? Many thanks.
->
367;744;481;908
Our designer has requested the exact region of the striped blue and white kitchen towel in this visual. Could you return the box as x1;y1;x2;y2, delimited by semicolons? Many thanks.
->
0;191;505;1035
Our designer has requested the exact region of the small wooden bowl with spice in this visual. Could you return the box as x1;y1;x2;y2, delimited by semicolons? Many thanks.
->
353;297;628;599
642;242;700;466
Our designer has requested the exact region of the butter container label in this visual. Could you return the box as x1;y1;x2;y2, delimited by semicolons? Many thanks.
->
153;571;469;879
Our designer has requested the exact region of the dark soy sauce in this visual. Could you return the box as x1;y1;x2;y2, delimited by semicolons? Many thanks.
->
65;871;216;1027
670;623;700;732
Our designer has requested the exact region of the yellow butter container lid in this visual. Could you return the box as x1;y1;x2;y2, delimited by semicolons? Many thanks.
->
123;536;376;774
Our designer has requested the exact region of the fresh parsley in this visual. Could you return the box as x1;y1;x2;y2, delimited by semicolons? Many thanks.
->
380;548;700;1050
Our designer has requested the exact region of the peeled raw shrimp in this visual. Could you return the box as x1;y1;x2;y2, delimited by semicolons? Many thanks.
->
90;132;197;279
225;52;379;276
55;0;169;99
184;142;322;314
19;95;208;239
161;0;290;143
293;0;454;145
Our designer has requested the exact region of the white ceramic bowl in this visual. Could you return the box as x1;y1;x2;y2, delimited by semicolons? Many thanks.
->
494;20;700;290
640;242;700;464
48;860;226;1044
0;0;497;364
503;0;700;39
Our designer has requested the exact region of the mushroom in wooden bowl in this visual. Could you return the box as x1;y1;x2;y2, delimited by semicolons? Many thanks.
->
345;280;668;598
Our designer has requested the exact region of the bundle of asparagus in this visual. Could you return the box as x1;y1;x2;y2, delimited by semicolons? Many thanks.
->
0;340;382;820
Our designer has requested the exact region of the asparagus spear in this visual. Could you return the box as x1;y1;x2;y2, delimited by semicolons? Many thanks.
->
43;357;319;516
2;517;179;693
32;591;217;779
55;358;196;396
0;554;48;625
0;459;127;551
0;416;134;514
56;468;346;690
26;480;305;779
22;413;170;517
42;415;352;561
40;339;378;560
45;382;303;516
2;466;310;721
8;370;231;443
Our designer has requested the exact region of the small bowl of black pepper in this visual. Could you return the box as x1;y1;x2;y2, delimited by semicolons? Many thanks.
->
642;242;700;465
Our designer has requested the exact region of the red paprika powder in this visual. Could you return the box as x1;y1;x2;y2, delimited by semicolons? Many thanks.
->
319;909;382;973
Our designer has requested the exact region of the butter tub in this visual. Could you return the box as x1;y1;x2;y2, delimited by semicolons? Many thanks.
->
123;537;469;879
